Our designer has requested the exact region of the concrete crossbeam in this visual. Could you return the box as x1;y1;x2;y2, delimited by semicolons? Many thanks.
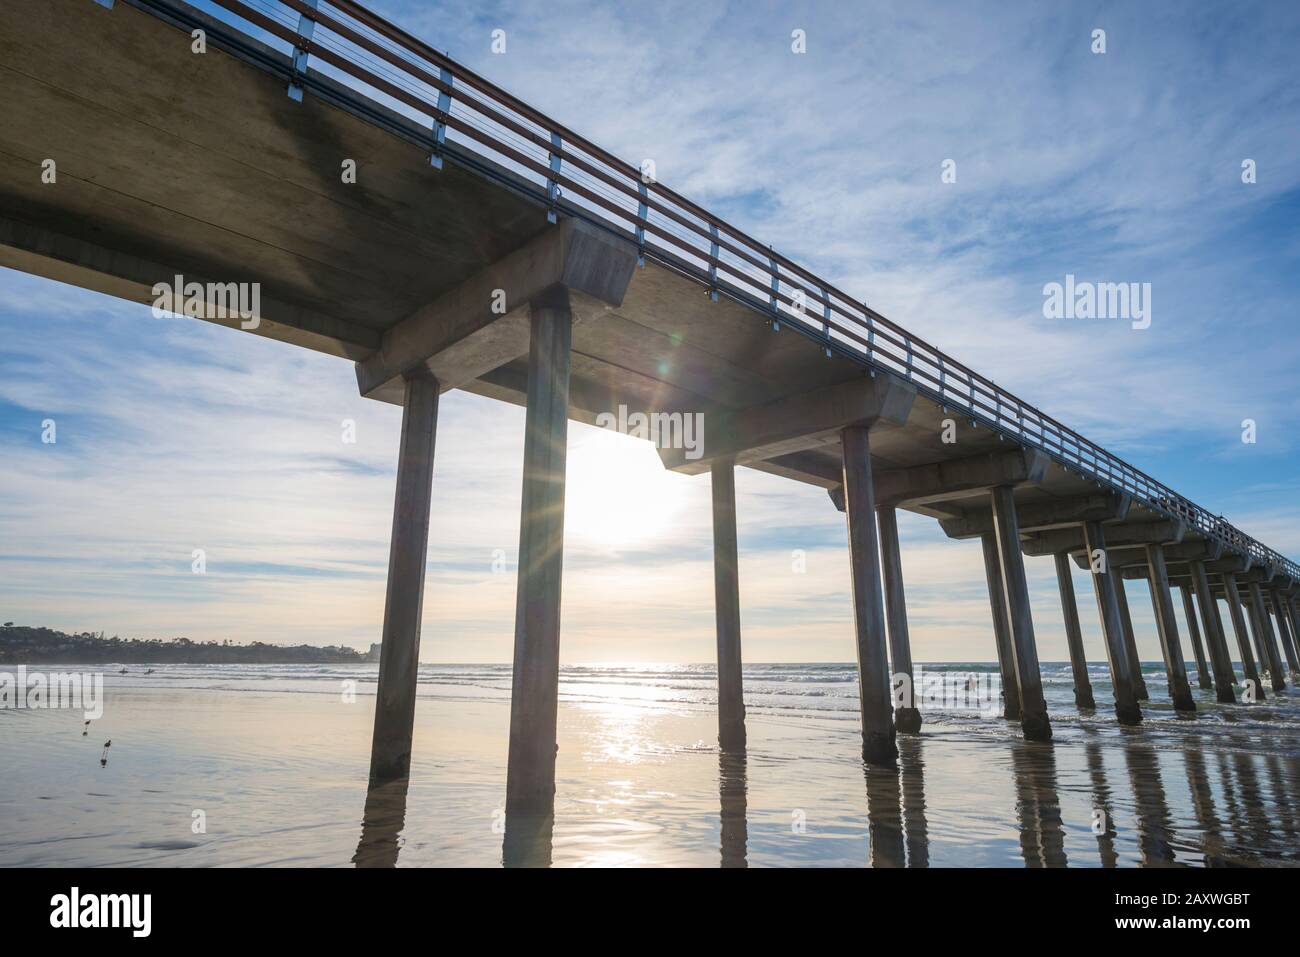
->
1022;520;1185;558
939;493;1130;540
663;374;916;474
356;218;637;403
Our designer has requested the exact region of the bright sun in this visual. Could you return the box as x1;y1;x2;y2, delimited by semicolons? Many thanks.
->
564;428;691;547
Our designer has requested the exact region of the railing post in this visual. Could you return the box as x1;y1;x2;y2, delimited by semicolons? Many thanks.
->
635;181;648;267
429;68;453;170
705;223;720;303
286;0;320;102
545;132;562;224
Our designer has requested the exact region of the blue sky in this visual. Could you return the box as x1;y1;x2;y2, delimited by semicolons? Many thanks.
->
2;0;1299;662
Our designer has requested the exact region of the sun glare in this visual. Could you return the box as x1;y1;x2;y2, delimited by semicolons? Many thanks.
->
564;429;691;547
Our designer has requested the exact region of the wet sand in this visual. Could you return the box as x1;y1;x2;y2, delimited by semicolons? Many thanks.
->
2;664;1299;867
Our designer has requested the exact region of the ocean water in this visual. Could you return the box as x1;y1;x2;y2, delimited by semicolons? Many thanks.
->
2;660;1300;867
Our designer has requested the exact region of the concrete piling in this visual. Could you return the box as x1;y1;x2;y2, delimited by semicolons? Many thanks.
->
981;532;1021;721
505;288;573;810
878;506;922;734
1178;583;1214;690
1082;521;1142;725
1144;544;1196;713
1269;587;1300;680
1190;560;1237;703
840;425;898;766
1247;580;1286;692
1053;552;1096;710
1221;572;1265;700
368;370;440;783
711;458;747;751
1113;576;1149;701
989;486;1050;741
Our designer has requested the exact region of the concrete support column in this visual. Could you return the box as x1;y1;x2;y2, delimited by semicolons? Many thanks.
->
1221;572;1264;701
711;458;746;751
1082;521;1141;724
1270;588;1300;679
1289;595;1300;674
1144;545;1196;713
368;370;440;782
981;532;1020;721
1113;577;1149;701
1247;581;1285;692
506;288;573;809
1189;560;1236;703
841;425;897;766
1178;584;1214;690
878;506;922;734
989;486;1050;741
1053;552;1095;710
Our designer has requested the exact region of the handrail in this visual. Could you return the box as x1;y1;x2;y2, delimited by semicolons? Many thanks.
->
124;0;1298;580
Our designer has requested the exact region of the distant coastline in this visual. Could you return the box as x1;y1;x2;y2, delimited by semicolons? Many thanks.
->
0;624;378;665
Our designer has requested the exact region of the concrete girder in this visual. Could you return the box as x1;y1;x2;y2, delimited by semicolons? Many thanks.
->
0;215;381;360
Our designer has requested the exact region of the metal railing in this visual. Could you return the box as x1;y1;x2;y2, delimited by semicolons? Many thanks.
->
122;0;1298;579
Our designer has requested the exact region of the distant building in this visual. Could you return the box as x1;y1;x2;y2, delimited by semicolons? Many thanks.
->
366;643;382;662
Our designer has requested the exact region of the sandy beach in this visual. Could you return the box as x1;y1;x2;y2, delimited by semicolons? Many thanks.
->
3;661;1299;867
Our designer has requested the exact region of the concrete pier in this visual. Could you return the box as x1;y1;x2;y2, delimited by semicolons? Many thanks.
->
1082;521;1142;725
1144;545;1196;713
1113;577;1150;701
1178;583;1214;690
981;532;1021;721
841;425;898;766
878;506;922;734
1190;560;1237;703
1247;580;1286;692
1221;572;1264;700
505;289;573;809
711;459;747;751
1053;552;1095;710
368;371;440;782
990;486;1050;741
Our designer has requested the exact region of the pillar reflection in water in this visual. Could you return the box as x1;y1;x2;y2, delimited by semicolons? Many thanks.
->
718;751;748;868
1123;744;1178;867
862;737;929;868
1183;747;1228;867
353;775;411;868
1010;742;1067;867
1084;739;1118;868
